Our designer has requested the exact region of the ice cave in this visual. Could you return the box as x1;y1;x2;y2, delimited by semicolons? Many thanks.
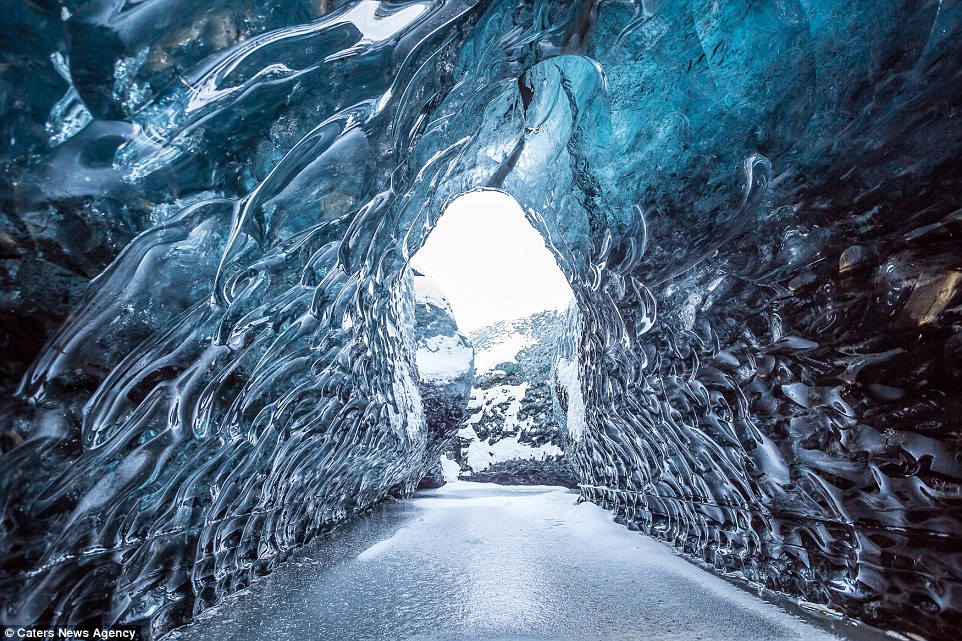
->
0;1;960;640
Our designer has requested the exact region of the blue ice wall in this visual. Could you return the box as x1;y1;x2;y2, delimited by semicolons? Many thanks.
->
1;1;960;639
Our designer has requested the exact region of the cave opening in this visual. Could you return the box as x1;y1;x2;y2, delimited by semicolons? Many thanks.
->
405;189;578;486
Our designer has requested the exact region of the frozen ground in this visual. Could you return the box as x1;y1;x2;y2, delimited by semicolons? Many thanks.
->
164;483;880;641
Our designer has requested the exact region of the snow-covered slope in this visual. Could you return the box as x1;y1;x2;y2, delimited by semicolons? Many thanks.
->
444;310;576;486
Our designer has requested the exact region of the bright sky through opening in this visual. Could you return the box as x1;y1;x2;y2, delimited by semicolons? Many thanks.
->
411;190;574;333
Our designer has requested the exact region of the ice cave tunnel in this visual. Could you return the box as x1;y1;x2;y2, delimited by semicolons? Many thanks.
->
1;1;961;640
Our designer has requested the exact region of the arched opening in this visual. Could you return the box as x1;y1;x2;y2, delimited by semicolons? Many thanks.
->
406;190;577;486
410;190;573;334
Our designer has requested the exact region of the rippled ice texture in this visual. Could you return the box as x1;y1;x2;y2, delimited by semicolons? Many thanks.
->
0;1;960;640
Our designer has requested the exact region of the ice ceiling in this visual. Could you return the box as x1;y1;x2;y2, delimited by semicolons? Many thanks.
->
0;1;960;640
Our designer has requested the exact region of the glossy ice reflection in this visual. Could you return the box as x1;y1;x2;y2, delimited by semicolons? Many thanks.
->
164;484;869;641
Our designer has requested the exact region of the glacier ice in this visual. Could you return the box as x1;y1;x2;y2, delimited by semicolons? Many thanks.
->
410;270;474;487
0;1;960;640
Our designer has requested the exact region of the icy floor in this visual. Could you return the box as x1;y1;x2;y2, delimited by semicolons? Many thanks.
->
165;483;876;641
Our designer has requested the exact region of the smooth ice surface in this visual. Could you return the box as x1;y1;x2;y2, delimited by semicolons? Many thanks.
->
162;483;857;641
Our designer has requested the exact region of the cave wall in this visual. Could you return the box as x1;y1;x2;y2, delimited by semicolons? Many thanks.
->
0;1;960;639
566;3;962;639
